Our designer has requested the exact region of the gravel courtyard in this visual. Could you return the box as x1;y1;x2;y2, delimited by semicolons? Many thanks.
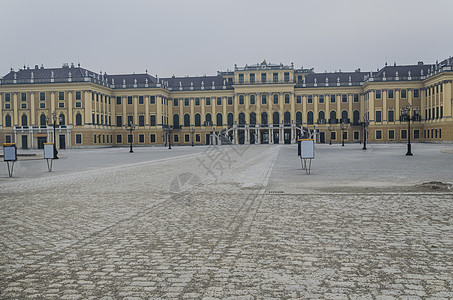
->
1;143;452;299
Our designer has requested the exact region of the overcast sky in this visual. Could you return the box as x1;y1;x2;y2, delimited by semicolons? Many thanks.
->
1;0;452;77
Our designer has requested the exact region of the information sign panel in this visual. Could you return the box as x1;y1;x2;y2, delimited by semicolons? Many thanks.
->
300;139;314;159
44;143;55;159
3;143;17;161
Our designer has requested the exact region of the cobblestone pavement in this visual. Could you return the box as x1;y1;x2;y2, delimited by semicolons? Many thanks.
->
1;144;452;299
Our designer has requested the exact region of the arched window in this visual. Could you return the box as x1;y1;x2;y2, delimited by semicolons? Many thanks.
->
59;114;65;126
329;110;337;124
261;112;268;125
238;112;245;125
284;112;291;125
296;111;302;125
40;114;47;126
216;113;223;126
173;114;180;128
5;115;12;127
184;114;190;127
205;113;212;125
318;111;325;121
353;110;360;125
307;111;314;125
76;113;82;126
273;112;279;125
250;112;256;125
341;110;348;123
227;113;233;126
195;113;201;127
21;114;28;126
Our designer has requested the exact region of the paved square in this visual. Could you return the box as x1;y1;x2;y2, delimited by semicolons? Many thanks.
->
1;144;452;299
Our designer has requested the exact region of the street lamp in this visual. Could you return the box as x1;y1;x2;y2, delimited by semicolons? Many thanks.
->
400;104;420;156
328;125;334;145
46;112;62;159
190;125;195;147
340;120;349;147
361;114;369;150
124;121;136;153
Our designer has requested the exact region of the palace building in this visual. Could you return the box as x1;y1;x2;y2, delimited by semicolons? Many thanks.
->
0;57;452;149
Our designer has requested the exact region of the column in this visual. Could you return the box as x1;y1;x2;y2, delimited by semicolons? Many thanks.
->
444;81;452;118
256;93;261;124
0;93;3;126
30;92;36;125
13;93;18;125
369;90;375;122
68;91;73;125
303;95;307;125
269;127;273;144
348;94;353;123
279;124;283;143
325;94;330;122
201;97;206;125
245;125;249;144
233;93;238;124
314;95;319;123
84;91;91;124
134;96;138;125
145;96;150;126
211;96;216;127
156;95;162;126
190;97;195;126
395;89;400;123
222;97;227;128
337;94;341;121
290;92;295;124
245;93;250;124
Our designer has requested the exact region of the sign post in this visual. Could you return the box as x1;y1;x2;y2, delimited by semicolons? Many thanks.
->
44;143;55;171
3;143;17;177
298;139;314;175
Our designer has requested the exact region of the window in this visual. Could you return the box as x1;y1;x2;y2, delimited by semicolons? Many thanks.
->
150;115;156;126
331;131;336;140
76;113;83;126
139;134;145;143
401;89;407;98
388;90;394;98
273;94;278;104
343;131;348;141
115;135;122;143
273;73;278;82
250;112;256;125
94;134;96;144
389;130;395;140
238;74;244;83
296;112;302;125
353;110;360;125
139;96;144;104
205;113;211;125
205;97;211;106
414;130;420;139
330;95;336;103
401;129;407;139
5;135;12;143
414;89;419;98
250;73;255;83
250;94;255;105
261;73;267;83
216;113;223;126
139;115;145;126
128;134;133;144
308;95;313;104
216;97;221;105
185;134;190;142
388;110;394;122
307;111;314;124
76;134;82;144
195;114;201;126
5;93;11;102
21;103;27;109
239;113;246;125
196;134;200;142
150;134;156;143
21;92;27;101
127;115;133;126
116;97;121;105
296;95;301;104
376;90;381;99
58;92;64;101
440;84;443;93
127;96;133;104
174;98;178;106
376;130;382;140
58;102;65;108
238;96;243;105
342;94;347;102
375;111;382;122
284;72;289;82
353;131;359;140
75;91;81;100
40;92;46;101
150;96;155;104
173;114;180;127
261;94;267;104
184;114;190;127
440;106;443;118
74;102;81;108
285;94;290;104
174;135;179;143
116;116;122;127
319;95;324;103
261;112;268;125
195;98;200;106
354;94;359;102
439;129;442;139
183;98;189;106
329;111;337;124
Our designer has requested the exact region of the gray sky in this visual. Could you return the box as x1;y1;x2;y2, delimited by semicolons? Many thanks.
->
1;0;452;77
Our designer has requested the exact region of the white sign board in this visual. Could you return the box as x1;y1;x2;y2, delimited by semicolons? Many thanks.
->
44;144;55;159
301;139;314;159
3;144;17;161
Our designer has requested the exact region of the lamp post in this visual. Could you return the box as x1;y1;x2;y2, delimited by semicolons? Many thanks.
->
361;115;369;150
400;104;420;156
46;112;62;159
162;125;173;149
191;125;195;147
124;121;136;153
340;120;349;147
328;125;333;145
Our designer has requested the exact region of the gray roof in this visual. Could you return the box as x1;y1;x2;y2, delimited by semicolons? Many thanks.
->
161;75;231;90
298;71;369;87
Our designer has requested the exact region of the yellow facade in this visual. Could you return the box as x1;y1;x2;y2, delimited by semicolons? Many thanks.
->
0;58;452;149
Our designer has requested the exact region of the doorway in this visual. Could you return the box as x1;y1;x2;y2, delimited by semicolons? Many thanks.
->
21;135;28;149
59;134;66;149
37;137;47;149
319;132;326;143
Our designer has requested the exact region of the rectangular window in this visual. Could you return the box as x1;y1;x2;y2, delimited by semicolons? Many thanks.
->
238;74;244;83
150;96;155;104
139;134;145;143
39;103;45;109
261;73;267;83
354;94;359;102
58;102;64;108
331;131;336;140
196;134;200;142
150;134;156;143
388;110;394;122
342;95;347;102
296;95;301;104
414;130;420;139
40;92;46;101
284;72;289;82
195;98;200;106
273;94;278;104
440;84;443;93
76;134;82;144
94;134;96;144
375;111;382;122
75;102;82;108
75;91;81;100
184;98;189;106
127;115;133;126
389;130;395;140
250;94;255;105
285;94;290;104
440;106;443;118
413;89;419;98
174;98;178;106
401;129;407;139
439;129;442;138
216;97;221;105
376;90;381;99
319;95;325;103
184;134;190;142
230;97;235;105
5;93;11;101
116;97;121;105
116;116;122;127
139;115;145;126
21;92;27;101
273;73;278;82
58;92;64;101
401;89;407;98
128;96;133;104
139;96;144;104
5;135;12;143
150;115;156;126
436;85;439;94
353;131;359;140
128;134;133;144
174;135;179;143
388;90;394;98
330;95;336;103
376;130;382;140
21;103;27;109
250;73;255;83
205;97;211;106
308;95;313;104
261;94;267;104
117;135;122;143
